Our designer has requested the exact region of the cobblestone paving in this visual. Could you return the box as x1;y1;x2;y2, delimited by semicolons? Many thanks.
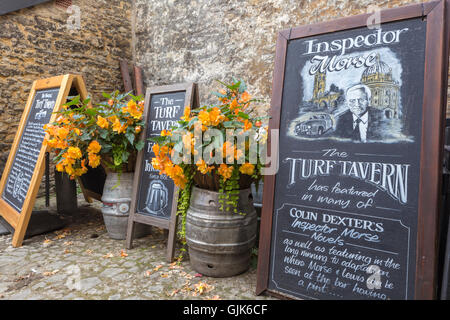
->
0;196;275;300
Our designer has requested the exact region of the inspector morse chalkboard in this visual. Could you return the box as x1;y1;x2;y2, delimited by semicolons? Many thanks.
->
256;1;449;300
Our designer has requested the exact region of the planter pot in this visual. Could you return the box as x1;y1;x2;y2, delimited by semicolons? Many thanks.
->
185;186;257;277
101;172;150;240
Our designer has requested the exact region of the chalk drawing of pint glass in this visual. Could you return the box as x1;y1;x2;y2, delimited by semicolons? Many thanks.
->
143;180;168;216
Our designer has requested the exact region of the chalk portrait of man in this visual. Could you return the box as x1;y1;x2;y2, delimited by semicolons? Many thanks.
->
335;84;384;142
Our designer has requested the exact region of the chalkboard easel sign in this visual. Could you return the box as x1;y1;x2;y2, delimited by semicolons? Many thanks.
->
126;83;199;262
0;74;91;247
256;1;448;300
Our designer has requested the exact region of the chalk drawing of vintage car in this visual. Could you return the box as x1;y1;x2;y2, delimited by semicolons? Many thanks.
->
294;113;333;136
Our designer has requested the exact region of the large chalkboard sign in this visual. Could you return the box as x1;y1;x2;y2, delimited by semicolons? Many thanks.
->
256;1;448;300
126;83;198;262
0;74;90;247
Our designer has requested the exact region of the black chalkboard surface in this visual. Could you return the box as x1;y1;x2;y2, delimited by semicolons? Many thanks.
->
0;74;91;247
126;83;199;262
135;90;186;219
257;2;448;300
2;88;59;213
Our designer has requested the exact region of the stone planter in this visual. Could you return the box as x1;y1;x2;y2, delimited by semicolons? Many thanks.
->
101;172;150;240
185;186;257;277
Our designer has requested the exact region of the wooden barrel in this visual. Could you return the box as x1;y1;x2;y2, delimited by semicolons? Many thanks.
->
186;186;257;277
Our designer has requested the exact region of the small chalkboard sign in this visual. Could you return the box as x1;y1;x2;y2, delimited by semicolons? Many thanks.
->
256;1;448;300
126;83;199;262
0;74;91;247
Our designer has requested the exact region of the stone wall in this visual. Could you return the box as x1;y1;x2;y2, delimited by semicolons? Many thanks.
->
133;0;448;115
0;0;132;193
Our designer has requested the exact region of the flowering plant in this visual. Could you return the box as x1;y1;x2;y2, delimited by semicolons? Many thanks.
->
44;91;145;179
150;79;268;241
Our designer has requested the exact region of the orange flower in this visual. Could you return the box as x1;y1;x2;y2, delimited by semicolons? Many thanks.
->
218;89;229;103
151;157;164;171
218;163;233;181
97;115;109;129
152;143;160;156
196;159;212;174
61;153;74;166
112;118;127;133
67;147;82;159
45;138;58;148
209;107;224;126
123;100;143;119
240;91;251;103
87;140;101;154
198;110;211;126
239;163;254;175
65;163;75;176
161;129;172;137
230;98;239;111
234;148;244;161
56;163;64;172
135;126;142;133
88;153;101;168
56;127;69;140
181;106;191;122
222;141;233;159
182;132;194;151
243;119;252;132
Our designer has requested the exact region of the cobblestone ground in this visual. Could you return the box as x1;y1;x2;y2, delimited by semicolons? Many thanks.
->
0;195;275;300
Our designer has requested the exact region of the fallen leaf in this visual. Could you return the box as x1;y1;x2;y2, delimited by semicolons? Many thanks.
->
64;249;71;254
43;270;59;276
120;250;128;258
169;289;180;296
153;265;163;272
160;273;169;278
193;282;214;296
144;270;152;277
103;252;114;258
86;249;93;255
63;241;73;246
194;273;203;277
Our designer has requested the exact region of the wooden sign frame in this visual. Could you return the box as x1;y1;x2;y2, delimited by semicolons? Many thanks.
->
0;74;90;247
126;82;199;262
256;1;448;300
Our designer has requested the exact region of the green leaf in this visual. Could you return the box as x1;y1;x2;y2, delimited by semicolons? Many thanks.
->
85;108;97;117
135;140;145;151
102;92;112;99
148;136;167;143
238;80;247;93
237;112;249;119
114;154;122;166
80;132;92;142
212;91;227;98
125;132;135;145
99;129;108;139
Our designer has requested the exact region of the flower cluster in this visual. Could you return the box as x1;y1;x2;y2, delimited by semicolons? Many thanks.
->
150;79;268;211
44;92;145;179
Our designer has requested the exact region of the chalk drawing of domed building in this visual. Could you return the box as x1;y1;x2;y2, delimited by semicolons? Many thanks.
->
361;53;400;119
